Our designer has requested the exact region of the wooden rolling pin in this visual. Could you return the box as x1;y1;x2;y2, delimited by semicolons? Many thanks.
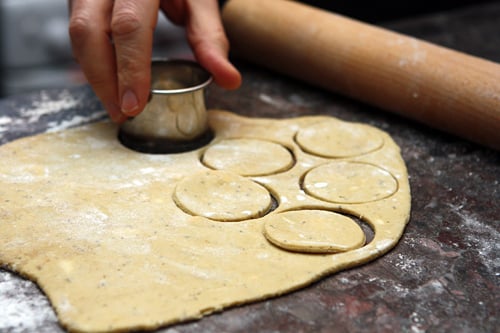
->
222;0;500;150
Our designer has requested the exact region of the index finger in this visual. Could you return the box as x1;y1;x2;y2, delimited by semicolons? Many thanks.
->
111;0;159;116
69;0;125;122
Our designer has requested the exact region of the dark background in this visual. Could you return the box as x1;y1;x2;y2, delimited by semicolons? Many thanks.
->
295;0;500;22
221;0;500;22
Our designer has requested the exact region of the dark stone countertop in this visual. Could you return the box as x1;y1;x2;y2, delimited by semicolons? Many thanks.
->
0;3;498;333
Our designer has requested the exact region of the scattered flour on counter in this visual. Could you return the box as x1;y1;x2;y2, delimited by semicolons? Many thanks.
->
0;90;105;145
0;116;12;126
46;112;106;133
0;270;58;332
448;202;500;276
259;93;287;108
393;253;427;279
258;92;313;110
19;90;81;123
0;116;14;134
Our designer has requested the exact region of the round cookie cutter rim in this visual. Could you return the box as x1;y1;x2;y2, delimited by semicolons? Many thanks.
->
149;58;213;95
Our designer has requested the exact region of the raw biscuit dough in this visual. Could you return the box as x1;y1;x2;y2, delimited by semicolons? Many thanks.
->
0;110;411;333
263;210;366;253
173;170;272;221
202;138;294;176
303;161;399;204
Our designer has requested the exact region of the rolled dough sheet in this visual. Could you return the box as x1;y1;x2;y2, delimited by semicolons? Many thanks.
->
0;110;411;332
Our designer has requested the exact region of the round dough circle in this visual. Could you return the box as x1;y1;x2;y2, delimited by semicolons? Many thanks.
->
202;138;294;176
303;161;398;204
174;170;272;221
263;210;366;253
296;120;384;157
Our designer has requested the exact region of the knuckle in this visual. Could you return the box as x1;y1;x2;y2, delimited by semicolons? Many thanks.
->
215;28;230;49
68;15;92;41
118;61;149;84
81;68;118;104
111;11;142;37
84;71;111;89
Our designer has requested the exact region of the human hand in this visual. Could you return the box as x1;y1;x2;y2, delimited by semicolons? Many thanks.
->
69;0;242;123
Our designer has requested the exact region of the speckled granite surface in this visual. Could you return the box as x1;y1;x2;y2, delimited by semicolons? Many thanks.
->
1;3;499;333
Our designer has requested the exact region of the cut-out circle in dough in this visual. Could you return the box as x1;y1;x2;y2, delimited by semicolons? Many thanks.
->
174;170;272;221
202;138;294;176
303;161;398;204
296;120;384;157
263;210;366;253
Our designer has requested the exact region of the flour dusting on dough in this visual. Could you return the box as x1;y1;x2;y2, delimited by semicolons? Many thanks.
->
0;110;411;332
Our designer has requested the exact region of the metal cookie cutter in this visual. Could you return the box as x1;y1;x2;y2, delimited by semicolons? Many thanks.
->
119;59;214;154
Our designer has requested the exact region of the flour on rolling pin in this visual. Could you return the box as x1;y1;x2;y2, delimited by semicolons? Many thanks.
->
0;110;410;332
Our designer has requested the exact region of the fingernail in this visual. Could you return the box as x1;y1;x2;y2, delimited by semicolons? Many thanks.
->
121;89;139;115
